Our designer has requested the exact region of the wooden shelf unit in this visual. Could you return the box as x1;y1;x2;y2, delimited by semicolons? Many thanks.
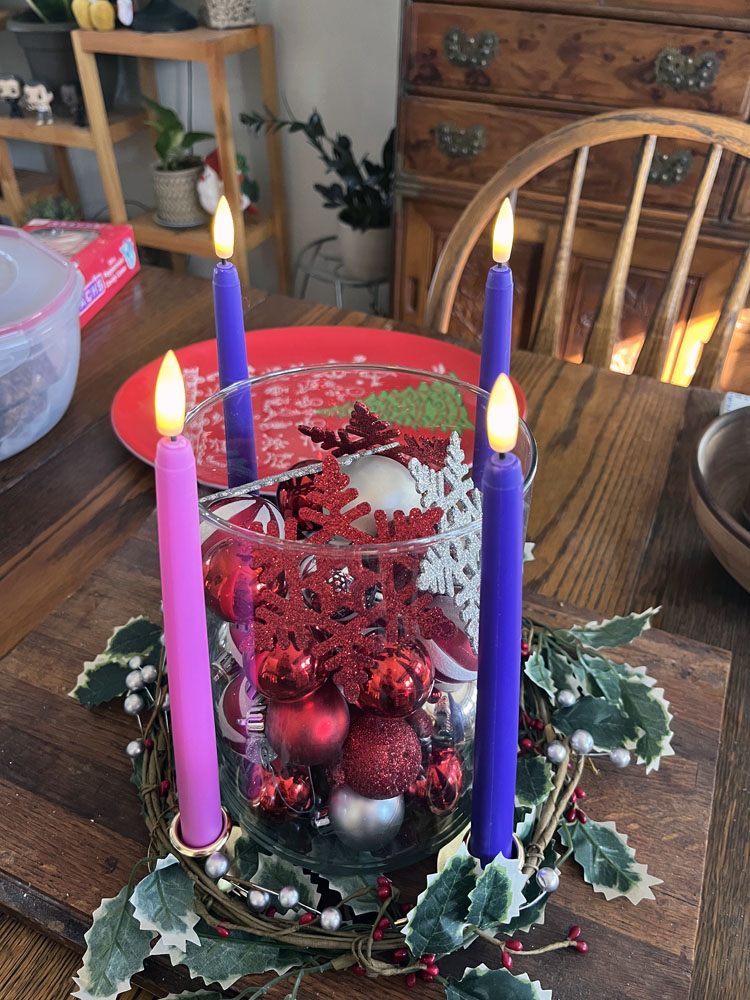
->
0;108;145;148
129;210;274;257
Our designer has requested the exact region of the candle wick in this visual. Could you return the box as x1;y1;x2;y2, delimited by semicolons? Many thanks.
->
170;435;178;442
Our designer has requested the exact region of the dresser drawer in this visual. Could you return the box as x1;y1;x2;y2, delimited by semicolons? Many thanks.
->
405;3;750;117
399;97;730;217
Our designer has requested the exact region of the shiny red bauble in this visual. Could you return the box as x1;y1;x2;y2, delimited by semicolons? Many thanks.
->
341;715;422;799
356;639;434;717
247;760;314;817
201;496;284;556
203;537;284;624
265;682;350;765
410;746;464;815
255;639;322;701
217;673;255;753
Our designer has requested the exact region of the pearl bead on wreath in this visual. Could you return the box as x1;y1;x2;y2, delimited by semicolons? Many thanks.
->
320;907;342;932
204;852;230;879
557;689;576;708
570;729;594;755
277;885;300;909
535;867;560;893
125;668;144;691
125;739;143;758
248;889;271;911
546;740;567;764
610;747;632;768
128;656;143;668
141;664;158;684
123;692;145;715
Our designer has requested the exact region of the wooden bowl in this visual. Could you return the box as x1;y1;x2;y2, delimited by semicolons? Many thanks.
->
689;407;750;592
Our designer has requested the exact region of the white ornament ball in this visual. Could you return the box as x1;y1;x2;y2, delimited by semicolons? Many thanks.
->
329;785;405;851
342;455;422;535
204;851;230;879
123;692;145;715
141;664;158;684
570;729;594;755
125;739;143;758
557;689;576;708
201;496;285;547
546;740;567;764
320;906;342;932
535;867;560;893
277;885;300;909
248;889;270;911
610;747;632;768
128;655;143;668
125;668;144;691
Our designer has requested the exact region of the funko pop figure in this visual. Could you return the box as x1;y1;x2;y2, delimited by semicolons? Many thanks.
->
0;75;24;119
23;81;54;126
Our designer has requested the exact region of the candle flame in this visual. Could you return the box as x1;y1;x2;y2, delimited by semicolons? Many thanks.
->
155;350;186;437
486;373;519;453
213;195;234;259
492;198;514;264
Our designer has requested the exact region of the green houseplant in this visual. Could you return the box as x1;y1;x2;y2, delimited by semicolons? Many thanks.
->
241;107;394;280
145;96;214;229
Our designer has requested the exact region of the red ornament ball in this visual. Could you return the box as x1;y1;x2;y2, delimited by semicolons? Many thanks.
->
201;496;284;556
203;537;285;624
423;746;464;815
356;639;434;717
341;715;422;799
247;760;313;817
265;682;350;765
217;673;256;753
255;639;322;702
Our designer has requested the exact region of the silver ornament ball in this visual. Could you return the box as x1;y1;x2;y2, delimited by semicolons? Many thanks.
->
277;885;300;909
535;867;560;893
610;747;632;768
329;785;405;852
248;889;271;911
125;739;143;758
141;664;158;684
557;689;576;708
320;906;342;932
125;668;144;691
570;729;594;755
204;851;230;879
128;655;143;668
546;740;567;764
161;691;170;710
123;692;145;715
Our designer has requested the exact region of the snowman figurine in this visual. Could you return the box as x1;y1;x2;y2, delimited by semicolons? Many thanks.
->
23;82;54;126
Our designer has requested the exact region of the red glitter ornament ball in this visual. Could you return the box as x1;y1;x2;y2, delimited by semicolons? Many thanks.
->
356;640;434;717
341;715;422;799
247;760;314;817
203;537;285;624
255;639;322;701
265;682;350;765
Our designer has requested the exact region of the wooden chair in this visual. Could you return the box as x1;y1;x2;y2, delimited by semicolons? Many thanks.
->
423;108;750;389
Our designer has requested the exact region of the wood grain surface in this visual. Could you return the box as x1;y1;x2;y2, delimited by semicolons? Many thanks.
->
0;267;746;999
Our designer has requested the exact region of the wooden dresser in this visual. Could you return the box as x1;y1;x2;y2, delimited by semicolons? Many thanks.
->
393;0;750;390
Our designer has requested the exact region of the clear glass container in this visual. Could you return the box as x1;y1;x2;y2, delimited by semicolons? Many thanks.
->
185;364;537;874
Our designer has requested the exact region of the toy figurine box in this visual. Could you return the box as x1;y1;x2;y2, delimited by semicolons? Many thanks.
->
23;220;139;327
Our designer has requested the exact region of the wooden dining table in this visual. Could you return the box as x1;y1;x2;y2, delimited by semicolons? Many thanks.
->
0;265;747;1000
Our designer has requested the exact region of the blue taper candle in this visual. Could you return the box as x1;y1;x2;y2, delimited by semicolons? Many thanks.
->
470;373;524;866
212;197;258;487
473;199;515;488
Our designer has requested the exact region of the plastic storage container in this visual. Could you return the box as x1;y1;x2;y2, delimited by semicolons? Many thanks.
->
0;226;83;459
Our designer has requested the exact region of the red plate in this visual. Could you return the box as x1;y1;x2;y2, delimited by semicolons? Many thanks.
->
111;326;526;486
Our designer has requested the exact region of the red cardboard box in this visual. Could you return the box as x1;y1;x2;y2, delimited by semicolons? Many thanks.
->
22;220;140;327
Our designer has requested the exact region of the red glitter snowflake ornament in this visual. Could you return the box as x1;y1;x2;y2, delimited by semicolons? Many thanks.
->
299;402;399;457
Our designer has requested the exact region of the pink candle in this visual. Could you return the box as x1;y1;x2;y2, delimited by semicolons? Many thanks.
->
154;351;223;848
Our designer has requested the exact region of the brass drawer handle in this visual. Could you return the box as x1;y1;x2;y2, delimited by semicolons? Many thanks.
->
640;148;695;186
654;46;720;92
435;121;487;159
443;27;499;69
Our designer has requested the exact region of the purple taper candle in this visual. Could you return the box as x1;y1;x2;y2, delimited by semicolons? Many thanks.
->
154;351;224;848
213;196;258;487
473;199;515;488
470;373;524;866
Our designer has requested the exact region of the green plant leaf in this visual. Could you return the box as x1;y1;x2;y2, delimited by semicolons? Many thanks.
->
515;756;553;809
403;844;477;958
553;695;637;751
569;818;661;904
618;673;674;772
524;649;555;699
130;855;200;951
544;646;582;694
251;855;319;916
560;608;660;649
445;965;552;1000
72;885;154;1000
183;131;215;148
324;872;382;915
580;654;621;703
466;854;526;930
171;926;304;990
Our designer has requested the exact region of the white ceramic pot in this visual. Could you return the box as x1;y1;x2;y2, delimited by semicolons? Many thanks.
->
337;219;390;281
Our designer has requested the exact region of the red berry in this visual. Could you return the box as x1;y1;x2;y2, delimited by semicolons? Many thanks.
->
378;916;391;930
421;971;435;982
393;948;409;964
531;719;545;731
564;808;577;823
266;907;276;919
298;912;314;925
405;972;417;988
520;737;535;751
377;886;391;901
400;903;412;916
567;762;573;770
576;941;589;953
216;925;230;938
522;710;532;725
505;940;523;952
420;954;436;965
502;951;513;970
144;738;154;750
567;925;582;940
576;788;587;800
576;809;588;824
426;964;440;977
373;929;384;941
377;876;391;887
353;964;366;976
159;779;170;797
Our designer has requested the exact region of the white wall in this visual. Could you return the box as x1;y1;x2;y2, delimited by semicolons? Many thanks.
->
0;0;401;300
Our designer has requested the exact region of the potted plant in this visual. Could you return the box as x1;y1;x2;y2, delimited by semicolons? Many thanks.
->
145;97;214;229
242;108;394;281
8;0;118;115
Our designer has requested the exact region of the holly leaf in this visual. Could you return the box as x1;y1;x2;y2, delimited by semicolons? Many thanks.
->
561;608;660;649
325;872;382;915
504;844;558;935
580;654;621;703
72;885;154;1000
252;855;319;915
523;542;535;563
233;837;260;882
523;649;555;699
171;926;304;989
466;854;526;930
515;756;553;809
403;844;477;958
544;646;582;694
514;806;534;842
69;658;132;707
163;993;225;1000
130;855;200;951
445;965;552;1000
106;616;163;657
618;673;674;772
569;818;662;904
553;695;637;751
